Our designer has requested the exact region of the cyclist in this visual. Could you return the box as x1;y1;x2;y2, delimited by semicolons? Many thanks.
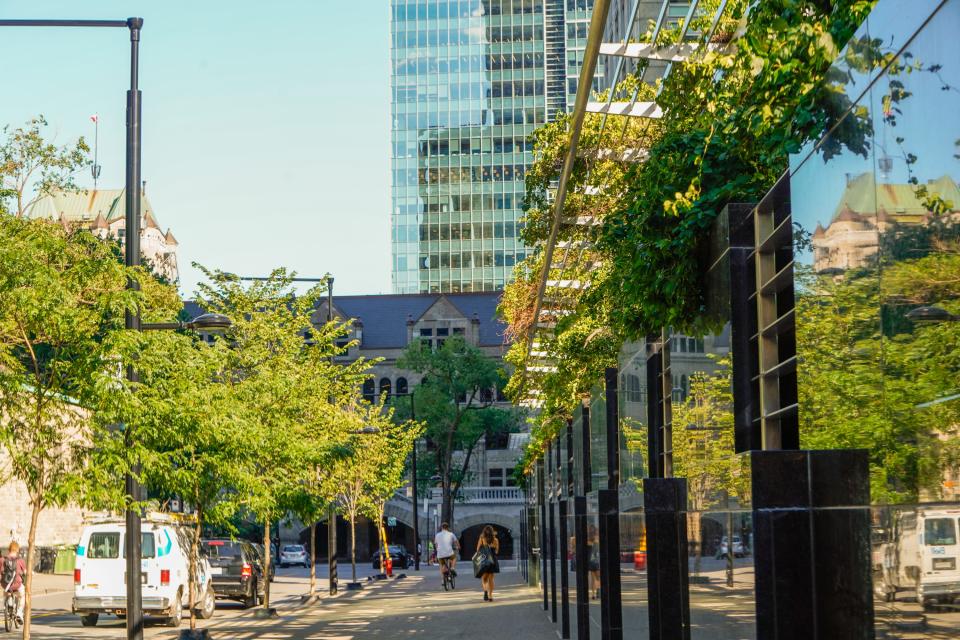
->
434;523;459;583
1;542;26;626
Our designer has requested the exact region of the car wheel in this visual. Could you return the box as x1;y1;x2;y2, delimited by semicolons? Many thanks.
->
80;613;99;627
196;587;216;619
243;580;258;609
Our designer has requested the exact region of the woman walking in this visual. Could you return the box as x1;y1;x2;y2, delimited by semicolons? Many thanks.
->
475;525;500;601
587;524;601;599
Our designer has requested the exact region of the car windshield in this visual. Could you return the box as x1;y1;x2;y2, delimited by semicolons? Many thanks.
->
925;518;958;546
283;546;303;553
203;540;241;558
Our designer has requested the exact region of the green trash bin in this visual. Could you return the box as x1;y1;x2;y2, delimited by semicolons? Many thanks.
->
53;545;76;575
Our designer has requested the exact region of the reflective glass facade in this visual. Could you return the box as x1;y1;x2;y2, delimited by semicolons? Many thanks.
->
390;0;601;293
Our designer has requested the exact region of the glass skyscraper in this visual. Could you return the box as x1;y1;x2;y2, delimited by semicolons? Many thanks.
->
390;0;600;294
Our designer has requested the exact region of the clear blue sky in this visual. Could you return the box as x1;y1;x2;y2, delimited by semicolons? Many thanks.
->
0;1;392;297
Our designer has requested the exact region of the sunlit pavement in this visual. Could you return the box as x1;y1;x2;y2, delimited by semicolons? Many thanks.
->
28;563;560;639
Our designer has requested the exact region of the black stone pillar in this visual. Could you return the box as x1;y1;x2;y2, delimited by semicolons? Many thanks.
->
549;459;558;622
538;459;548;611
644;477;691;640
598;489;623;640
751;450;874;640
574;496;590;640
559;498;571;638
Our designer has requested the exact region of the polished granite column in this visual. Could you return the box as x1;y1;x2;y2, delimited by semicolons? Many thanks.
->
644;477;691;640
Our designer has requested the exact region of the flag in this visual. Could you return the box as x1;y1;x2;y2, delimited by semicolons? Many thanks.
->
90;114;99;123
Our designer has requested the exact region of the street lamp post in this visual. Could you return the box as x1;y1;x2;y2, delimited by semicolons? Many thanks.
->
327;277;338;596
0;17;147;640
410;393;420;571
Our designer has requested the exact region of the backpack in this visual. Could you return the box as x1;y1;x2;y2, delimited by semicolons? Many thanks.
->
1;558;16;586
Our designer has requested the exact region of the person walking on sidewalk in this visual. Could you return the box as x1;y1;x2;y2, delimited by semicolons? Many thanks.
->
1;542;26;625
587;524;601;599
476;525;500;602
435;523;459;583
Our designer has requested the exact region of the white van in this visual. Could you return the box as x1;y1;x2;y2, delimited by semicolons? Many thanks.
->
72;515;215;627
874;506;960;608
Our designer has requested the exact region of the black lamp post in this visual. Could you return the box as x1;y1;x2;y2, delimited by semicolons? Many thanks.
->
0;17;146;640
327;276;338;596
906;305;959;324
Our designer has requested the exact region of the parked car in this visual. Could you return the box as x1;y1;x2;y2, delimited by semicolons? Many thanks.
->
715;536;748;559
202;539;265;608
279;544;311;568
251;543;276;582
73;515;215;628
371;545;411;570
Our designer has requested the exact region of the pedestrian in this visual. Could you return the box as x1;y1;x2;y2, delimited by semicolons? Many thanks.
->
1;542;26;625
475;525;500;602
587;524;600;599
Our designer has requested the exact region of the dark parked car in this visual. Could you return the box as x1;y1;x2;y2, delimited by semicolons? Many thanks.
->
202;539;266;608
371;545;411;570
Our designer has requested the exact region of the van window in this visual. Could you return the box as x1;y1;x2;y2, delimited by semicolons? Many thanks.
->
88;533;120;559
118;533;157;559
925;518;957;546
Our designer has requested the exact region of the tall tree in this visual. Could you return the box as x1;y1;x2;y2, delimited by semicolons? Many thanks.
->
0;116;90;218
0;216;148;639
397;337;518;525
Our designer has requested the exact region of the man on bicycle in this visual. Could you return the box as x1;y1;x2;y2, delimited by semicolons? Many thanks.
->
434;523;459;581
1;542;26;626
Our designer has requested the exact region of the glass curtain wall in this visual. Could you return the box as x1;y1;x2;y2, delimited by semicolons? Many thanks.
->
790;1;960;636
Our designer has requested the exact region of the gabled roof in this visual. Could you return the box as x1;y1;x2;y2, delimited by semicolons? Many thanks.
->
331;292;506;349
26;188;159;226
182;292;508;350
831;173;960;223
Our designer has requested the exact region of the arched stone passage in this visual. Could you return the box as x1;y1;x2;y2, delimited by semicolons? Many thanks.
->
459;523;514;560
454;512;519;537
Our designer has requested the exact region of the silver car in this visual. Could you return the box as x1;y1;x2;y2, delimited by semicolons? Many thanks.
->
279;544;310;568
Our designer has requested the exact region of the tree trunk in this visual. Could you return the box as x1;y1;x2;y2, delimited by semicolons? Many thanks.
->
189;515;201;631
309;520;317;596
262;521;271;609
21;499;41;640
350;513;357;583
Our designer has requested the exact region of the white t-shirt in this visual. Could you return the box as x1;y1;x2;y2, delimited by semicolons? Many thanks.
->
434;530;458;558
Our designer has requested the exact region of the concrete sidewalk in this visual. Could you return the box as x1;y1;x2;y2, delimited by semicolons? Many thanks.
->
162;568;556;639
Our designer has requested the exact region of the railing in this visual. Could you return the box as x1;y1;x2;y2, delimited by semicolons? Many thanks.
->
429;486;524;504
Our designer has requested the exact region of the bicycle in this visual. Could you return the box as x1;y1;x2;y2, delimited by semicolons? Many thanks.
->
440;559;456;591
4;588;21;633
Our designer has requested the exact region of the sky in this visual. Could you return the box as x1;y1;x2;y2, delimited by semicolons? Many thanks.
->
0;0;392;297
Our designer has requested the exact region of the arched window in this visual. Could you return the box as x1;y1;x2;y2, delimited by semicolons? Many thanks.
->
481;388;494;403
362;379;375;403
379;377;392;399
396;377;408;395
680;375;688;402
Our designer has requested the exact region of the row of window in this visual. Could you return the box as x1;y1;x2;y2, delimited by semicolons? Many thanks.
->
394;193;524;214
411;137;534;158
394;52;544;77
362;377;410;402
392;0;543;21
416;221;522;241
418;250;527;269
671;335;706;353
394;108;544;131
395;164;529;187
395;79;545;103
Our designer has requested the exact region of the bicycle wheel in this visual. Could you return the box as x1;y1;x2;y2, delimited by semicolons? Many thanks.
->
450;573;456;590
442;572;449;591
4;604;11;633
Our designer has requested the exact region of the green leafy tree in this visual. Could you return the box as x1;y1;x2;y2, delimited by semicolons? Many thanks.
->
0;116;90;217
195;266;326;610
0;216;144;639
397;337;519;525
99;330;246;629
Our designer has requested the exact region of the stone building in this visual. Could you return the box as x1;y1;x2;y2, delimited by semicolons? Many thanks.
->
27;187;180;282
276;291;527;560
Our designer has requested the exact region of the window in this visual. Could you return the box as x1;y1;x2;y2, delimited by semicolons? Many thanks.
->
88;532;120;559
925;518;957;546
505;468;517;487
396;377;408;395
489;468;504;487
123;533;156;559
362;379;375;402
379;378;392;399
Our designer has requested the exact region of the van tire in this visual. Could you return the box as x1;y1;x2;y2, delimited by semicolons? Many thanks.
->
166;591;183;627
80;613;99;627
196;588;216;619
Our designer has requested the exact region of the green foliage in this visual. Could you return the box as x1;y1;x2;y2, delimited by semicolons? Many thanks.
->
397;336;521;523
0;116;90;218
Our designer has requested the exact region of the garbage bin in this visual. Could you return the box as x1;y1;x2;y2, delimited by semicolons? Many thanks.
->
53;546;77;575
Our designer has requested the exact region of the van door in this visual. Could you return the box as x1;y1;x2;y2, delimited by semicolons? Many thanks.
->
920;514;960;601
79;530;126;598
